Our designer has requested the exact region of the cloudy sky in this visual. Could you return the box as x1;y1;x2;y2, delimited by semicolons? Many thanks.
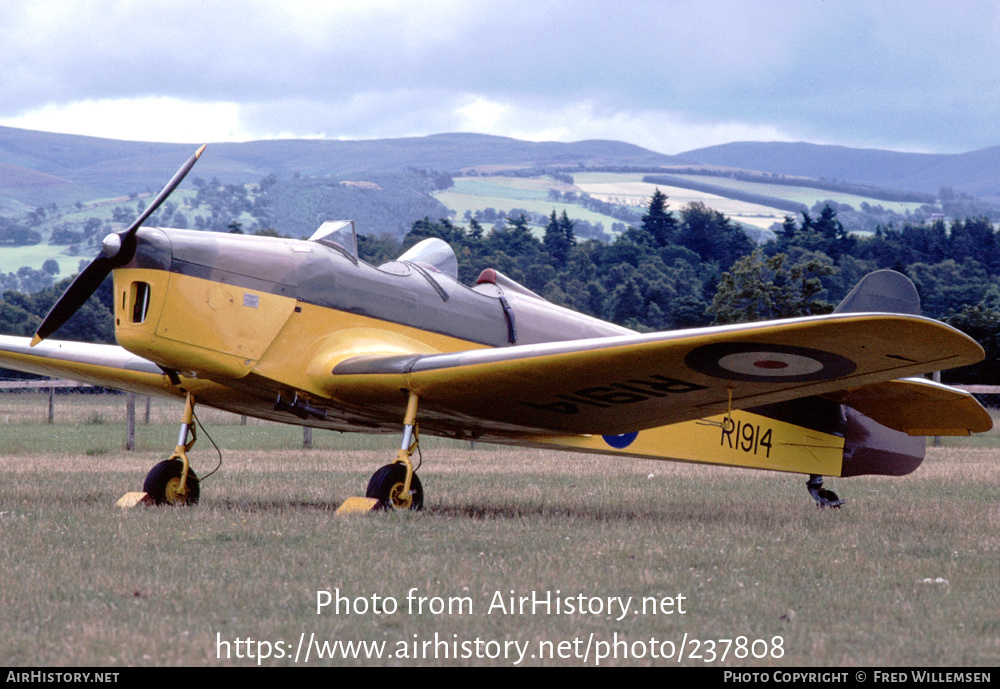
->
1;0;998;155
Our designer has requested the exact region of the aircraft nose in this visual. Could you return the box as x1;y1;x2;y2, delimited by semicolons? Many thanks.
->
126;226;174;271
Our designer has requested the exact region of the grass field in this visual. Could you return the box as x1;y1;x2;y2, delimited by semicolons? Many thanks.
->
435;172;938;237
435;176;631;232
665;175;928;215
0;246;87;279
1;391;998;667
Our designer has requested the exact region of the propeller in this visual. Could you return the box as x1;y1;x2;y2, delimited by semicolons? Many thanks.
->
30;145;206;346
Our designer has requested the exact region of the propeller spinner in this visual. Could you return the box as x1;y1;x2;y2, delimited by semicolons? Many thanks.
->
30;145;206;346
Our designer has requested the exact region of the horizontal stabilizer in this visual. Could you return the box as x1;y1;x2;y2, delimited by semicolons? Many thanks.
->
825;377;992;436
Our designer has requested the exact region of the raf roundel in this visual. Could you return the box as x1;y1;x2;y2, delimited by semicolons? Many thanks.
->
603;432;639;449
684;343;856;383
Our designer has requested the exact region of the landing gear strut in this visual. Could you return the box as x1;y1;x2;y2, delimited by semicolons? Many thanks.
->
366;391;424;510
807;474;844;508
143;392;200;506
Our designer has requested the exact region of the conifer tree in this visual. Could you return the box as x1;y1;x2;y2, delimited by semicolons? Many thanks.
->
640;188;677;247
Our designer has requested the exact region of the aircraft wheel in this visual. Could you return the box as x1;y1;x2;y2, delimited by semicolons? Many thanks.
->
366;463;423;511
143;460;200;506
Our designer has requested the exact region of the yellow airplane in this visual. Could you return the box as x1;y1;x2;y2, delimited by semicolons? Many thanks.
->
0;147;992;511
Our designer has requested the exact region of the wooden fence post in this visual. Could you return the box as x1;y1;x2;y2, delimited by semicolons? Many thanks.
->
933;371;942;447
126;393;136;451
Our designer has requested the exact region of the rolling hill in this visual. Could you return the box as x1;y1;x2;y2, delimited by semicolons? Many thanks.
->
0;126;690;207
679;141;1000;200
4;124;1000;209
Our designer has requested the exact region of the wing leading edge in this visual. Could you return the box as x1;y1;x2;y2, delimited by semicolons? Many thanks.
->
0;335;178;397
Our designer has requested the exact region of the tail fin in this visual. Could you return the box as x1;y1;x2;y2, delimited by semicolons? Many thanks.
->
834;270;920;315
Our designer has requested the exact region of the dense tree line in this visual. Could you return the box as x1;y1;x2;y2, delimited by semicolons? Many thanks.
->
462;207;610;242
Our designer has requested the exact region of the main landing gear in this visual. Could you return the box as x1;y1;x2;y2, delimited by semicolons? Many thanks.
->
367;391;424;510
117;393;200;507
337;391;424;514
807;474;844;508
145;392;200;505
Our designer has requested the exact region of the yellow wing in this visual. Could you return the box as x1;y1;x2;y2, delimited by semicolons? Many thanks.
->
324;313;987;436
3;313;989;440
0;335;178;397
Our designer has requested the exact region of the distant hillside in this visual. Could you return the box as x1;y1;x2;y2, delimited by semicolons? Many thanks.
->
679;141;1000;200
0;127;688;207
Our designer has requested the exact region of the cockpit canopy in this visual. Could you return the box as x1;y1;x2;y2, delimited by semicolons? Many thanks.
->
397;238;459;280
309;220;358;262
308;221;459;281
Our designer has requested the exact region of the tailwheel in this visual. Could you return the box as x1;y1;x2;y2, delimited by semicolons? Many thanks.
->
143;460;200;506
366;463;423;511
807;474;844;509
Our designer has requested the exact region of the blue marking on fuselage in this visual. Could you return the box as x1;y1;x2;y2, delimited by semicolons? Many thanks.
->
603;432;638;449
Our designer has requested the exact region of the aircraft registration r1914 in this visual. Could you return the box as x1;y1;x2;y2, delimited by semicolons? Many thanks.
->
0;147;991;511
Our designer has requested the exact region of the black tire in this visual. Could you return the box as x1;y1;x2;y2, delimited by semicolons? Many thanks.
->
365;463;423;511
143;460;200;506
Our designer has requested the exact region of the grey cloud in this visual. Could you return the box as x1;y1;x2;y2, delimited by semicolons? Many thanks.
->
1;0;998;152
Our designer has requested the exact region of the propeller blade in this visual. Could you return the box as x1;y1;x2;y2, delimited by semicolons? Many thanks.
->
30;255;114;346
30;145;206;346
123;144;206;240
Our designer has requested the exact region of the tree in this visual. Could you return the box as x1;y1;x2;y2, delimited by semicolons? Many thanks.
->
559;210;576;245
492;214;538;258
943;284;1000;384
708;249;834;324
906;259;988;318
778;205;854;259
669;293;710;328
640;188;677;247
813;203;855;258
405;217;464;248
0;225;42;246
0;299;40;336
607;277;645;325
1;277;114;343
543;210;573;267
677;202;753;266
111;206;136;225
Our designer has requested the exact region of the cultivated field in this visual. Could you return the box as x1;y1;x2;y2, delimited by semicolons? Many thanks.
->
665;174;928;215
573;172;787;231
1;391;998;667
434;176;630;231
435;172;930;237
